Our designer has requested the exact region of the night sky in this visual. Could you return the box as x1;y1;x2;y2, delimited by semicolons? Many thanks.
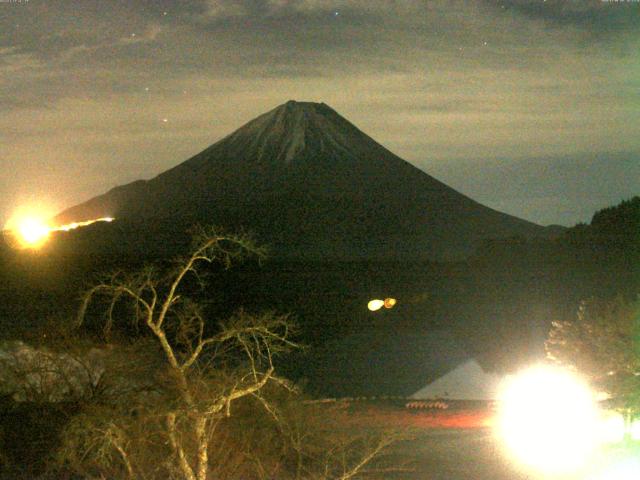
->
1;0;638;227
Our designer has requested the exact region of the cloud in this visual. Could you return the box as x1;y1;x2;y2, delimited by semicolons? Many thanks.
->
200;0;640;33
425;151;640;225
0;0;638;225
201;0;437;19
204;0;251;18
116;23;163;46
497;0;640;32
58;23;164;63
0;47;43;76
265;0;421;14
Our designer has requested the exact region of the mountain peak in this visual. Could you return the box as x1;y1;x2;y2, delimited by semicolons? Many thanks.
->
56;101;548;260
268;99;337;122
266;99;336;125
209;100;359;165
282;99;326;109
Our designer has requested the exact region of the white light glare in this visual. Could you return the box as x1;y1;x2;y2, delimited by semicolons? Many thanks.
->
498;365;600;475
588;458;640;480
367;299;384;311
598;411;626;444
367;298;397;312
630;418;640;441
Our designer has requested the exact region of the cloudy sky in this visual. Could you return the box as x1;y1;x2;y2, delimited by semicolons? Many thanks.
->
1;0;638;226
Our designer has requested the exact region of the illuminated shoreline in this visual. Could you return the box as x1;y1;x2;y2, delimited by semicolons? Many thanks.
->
2;216;115;249
52;217;115;232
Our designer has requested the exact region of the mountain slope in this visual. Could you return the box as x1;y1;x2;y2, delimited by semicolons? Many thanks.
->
56;100;552;260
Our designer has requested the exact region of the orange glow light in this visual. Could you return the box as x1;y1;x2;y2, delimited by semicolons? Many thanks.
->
54;217;114;232
384;298;397;309
3;212;115;250
368;298;398;311
15;216;51;248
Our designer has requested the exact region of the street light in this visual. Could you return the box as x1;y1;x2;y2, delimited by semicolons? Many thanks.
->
630;418;640;440
3;212;52;249
497;364;600;475
587;457;640;480
367;298;397;311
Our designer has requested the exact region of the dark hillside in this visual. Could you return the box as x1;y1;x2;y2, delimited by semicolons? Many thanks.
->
447;197;639;372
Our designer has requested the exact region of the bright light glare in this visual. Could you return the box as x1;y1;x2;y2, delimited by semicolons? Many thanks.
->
368;298;397;311
367;299;384;311
15;216;51;248
598;411;626;444
588;458;640;480
3;212;115;250
383;297;397;309
630;419;640;440
497;365;600;475
55;217;114;231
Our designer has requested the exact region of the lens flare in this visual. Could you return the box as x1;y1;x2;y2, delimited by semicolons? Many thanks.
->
588;457;640;480
630;418;640;441
367;299;384;311
16;216;51;247
3;210;115;250
497;365;600;475
598;411;626;444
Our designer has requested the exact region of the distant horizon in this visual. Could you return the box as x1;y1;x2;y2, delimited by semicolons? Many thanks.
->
21;100;639;229
1;100;636;229
2;1;638;228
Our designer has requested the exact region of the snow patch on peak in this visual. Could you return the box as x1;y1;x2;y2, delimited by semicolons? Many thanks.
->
219;100;356;165
281;118;306;164
272;101;311;164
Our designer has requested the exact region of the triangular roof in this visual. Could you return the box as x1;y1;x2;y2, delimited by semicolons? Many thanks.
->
410;359;503;400
306;329;469;397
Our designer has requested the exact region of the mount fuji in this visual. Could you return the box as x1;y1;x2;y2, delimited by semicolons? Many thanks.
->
56;101;553;260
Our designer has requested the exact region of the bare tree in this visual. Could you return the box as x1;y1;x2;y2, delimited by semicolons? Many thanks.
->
74;228;297;480
56;227;408;480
